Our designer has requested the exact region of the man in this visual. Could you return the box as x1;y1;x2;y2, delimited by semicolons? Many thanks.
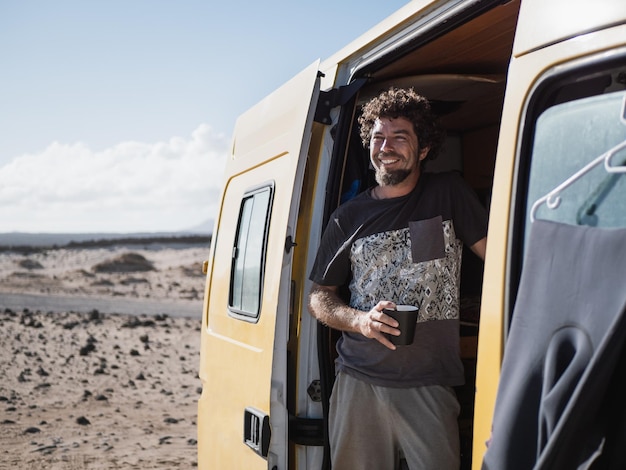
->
308;87;487;469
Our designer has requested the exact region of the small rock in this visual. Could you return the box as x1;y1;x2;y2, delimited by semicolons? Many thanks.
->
88;309;101;322
18;369;31;383
63;321;80;330
80;343;96;356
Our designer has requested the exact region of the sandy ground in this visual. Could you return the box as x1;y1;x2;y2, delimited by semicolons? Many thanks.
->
0;245;208;469
0;245;207;305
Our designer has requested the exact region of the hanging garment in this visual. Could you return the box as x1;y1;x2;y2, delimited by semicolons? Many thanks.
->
482;219;626;470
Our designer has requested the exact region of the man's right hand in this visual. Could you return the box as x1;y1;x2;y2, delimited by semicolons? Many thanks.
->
357;301;401;350
308;284;402;351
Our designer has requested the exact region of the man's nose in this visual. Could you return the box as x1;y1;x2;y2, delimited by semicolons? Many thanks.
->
380;138;394;151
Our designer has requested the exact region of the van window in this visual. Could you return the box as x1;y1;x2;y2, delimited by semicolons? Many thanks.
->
526;90;626;234
230;185;273;319
511;64;626;317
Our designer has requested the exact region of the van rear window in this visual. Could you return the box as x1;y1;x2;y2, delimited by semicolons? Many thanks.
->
516;64;626;256
526;90;626;235
229;185;273;320
510;63;626;324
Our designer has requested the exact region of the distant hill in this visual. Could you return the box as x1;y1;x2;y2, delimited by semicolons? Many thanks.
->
185;218;215;233
0;227;212;250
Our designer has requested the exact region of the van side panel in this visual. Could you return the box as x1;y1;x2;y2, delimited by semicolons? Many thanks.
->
513;0;626;57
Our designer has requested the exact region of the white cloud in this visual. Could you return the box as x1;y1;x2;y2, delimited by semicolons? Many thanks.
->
0;124;228;233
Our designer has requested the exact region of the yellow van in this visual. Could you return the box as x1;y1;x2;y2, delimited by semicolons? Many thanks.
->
198;0;626;468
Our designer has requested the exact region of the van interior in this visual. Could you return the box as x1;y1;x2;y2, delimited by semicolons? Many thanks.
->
310;1;521;468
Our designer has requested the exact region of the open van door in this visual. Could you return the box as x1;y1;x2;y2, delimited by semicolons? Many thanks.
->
197;61;321;470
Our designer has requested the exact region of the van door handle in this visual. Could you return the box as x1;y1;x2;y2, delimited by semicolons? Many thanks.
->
244;407;271;458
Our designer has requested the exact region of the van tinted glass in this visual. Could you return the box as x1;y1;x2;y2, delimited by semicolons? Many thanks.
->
230;185;272;319
526;91;626;235
510;65;626;323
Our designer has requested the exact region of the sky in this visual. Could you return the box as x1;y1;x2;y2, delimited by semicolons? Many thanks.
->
0;0;409;234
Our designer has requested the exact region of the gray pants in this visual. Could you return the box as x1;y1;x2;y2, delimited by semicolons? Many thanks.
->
329;372;460;469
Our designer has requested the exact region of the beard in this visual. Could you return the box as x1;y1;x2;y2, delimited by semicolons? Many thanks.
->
375;167;412;186
373;151;414;186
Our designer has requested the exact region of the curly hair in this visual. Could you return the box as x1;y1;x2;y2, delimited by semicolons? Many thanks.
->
358;87;445;162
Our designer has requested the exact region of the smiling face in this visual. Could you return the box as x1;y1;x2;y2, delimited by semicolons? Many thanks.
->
370;116;430;194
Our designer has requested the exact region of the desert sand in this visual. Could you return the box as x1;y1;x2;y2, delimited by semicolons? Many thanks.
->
0;243;208;469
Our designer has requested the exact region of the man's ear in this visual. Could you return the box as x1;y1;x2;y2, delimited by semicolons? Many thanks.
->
418;146;431;161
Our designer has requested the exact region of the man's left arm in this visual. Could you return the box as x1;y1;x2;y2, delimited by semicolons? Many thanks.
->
470;236;487;261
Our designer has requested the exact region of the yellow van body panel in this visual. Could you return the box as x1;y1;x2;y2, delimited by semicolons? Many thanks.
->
472;19;626;468
513;0;626;57
197;61;320;469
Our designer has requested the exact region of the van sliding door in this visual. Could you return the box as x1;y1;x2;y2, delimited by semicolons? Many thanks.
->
198;61;321;470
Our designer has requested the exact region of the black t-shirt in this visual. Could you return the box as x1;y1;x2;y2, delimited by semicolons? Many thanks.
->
310;171;488;388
